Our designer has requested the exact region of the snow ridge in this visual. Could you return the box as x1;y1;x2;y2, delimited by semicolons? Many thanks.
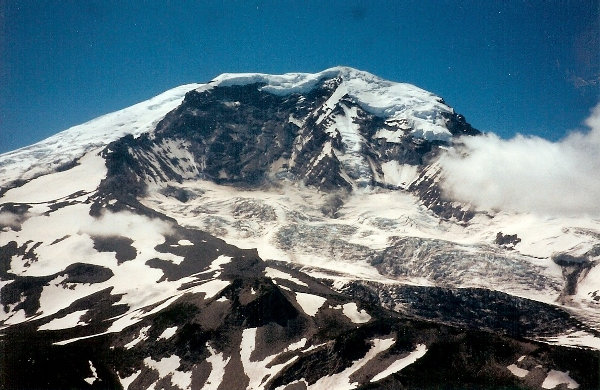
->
0;84;200;187
204;67;455;141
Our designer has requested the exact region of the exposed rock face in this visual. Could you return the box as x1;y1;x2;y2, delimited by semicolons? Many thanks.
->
553;249;598;301
99;75;478;197
496;232;522;249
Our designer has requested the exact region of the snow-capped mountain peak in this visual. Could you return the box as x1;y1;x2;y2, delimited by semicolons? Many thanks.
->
205;66;457;141
2;67;599;389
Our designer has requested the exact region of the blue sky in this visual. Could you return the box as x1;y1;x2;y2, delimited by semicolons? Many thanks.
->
1;0;598;153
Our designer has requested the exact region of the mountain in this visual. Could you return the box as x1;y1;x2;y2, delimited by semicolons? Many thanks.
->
1;67;599;389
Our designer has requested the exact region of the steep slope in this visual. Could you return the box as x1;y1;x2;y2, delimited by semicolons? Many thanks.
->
1;67;599;389
0;84;200;189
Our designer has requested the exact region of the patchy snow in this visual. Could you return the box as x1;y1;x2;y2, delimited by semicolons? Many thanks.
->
285;338;308;352
144;355;179;378
0;202;219;330
341;302;371;324
265;267;308;287
171;366;193;390
295;292;327;316
301;342;328;353
542;370;579;389
328;103;373;188
240;328;302;390
188;279;230;300
158;326;178;340
204;344;231;390
84;360;98;385
144;355;192;390
374;128;404;143
507;364;529;378
288;114;304;128
119;370;141;390
33;276;107;326
177;239;194;246
371;344;428;382
204;255;233;277
38;309;88;331
274;379;309;390
54;333;110;345
316;82;348;125
2;204;176;278
124;326;151;349
307;337;395;389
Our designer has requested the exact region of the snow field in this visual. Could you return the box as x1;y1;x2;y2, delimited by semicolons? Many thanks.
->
371;344;428;382
0;149;107;204
294;292;327;316
265;267;308;287
379;161;419;189
38;309;88;331
339;302;371;324
119;370;141;390
506;364;529;378
541;370;579;389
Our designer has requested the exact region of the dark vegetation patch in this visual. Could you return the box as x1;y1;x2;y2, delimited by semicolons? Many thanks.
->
0;328;120;390
0;241;18;276
0;275;50;316
60;263;114;285
91;235;137;263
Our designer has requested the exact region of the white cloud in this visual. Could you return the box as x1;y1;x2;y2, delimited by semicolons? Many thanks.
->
80;210;174;240
438;103;600;217
0;211;22;228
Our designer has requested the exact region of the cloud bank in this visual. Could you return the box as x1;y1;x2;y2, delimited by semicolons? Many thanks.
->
439;103;600;217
